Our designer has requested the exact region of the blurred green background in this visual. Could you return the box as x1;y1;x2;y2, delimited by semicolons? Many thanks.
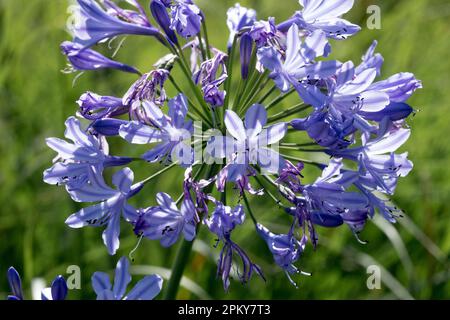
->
0;0;449;299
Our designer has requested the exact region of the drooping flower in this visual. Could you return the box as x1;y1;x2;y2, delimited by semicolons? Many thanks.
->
258;24;338;93
68;0;161;50
92;256;163;300
44;117;132;188
256;223;307;286
170;0;203;39
249;17;277;47
133;192;197;247
278;0;361;40
226;4;256;48
193;50;228;107
150;0;179;45
65;166;140;255
61;41;140;74
205;200;264;291
77;92;127;121
119;94;194;166
123;69;170;108
102;0;151;27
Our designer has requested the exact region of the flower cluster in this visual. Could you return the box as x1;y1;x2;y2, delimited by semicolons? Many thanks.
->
29;0;422;299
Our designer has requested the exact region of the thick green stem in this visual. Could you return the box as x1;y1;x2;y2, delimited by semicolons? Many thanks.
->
267;103;311;123
162;239;195;300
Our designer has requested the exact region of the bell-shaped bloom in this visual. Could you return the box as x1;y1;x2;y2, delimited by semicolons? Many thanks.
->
65;167;140;255
77;92;127;121
68;0;161;50
369;72;422;103
119;94;194;166
151;0;179;45
256;223;307;286
170;1;203;38
92;256;163;300
278;0;360;40
44;117;132;188
258;24;338;92
208;104;287;179
61;41;140;74
133;192;197;247
359;102;414;122
226;4;256;48
41;276;68;301
123;69;170;108
206;200;264;291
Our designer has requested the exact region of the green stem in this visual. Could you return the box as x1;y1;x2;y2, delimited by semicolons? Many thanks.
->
258;84;277;105
265;88;296;111
267;103;311;123
162;239;195;300
280;154;324;168
201;20;212;59
242;193;258;226
225;35;237;109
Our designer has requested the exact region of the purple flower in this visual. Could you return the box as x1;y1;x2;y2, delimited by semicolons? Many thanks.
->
215;160;263;196
61;41;140;74
68;0;161;50
249;18;277;47
77;92;127;120
44;117;132;188
226;4;256;48
355;41;384;76
206;200;264;291
369;72;422;103
278;0;360;40
170;1;203;38
133;192;197;247
208;104;287;177
193;50;228;107
258;24;338;92
256;223;307;286
65;166;139;255
92;256;163;300
119;94;194;166
276;160;304;193
123;69;170;108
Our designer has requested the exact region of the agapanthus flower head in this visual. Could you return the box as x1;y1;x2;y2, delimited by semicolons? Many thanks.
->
44;0;422;295
92;256;163;300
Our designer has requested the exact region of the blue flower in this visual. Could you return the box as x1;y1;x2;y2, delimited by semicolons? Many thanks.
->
123;69;170;108
68;0;161;50
258;24;338;92
226;4;256;48
7;267;23;300
249;18;277;47
61;41;140;74
44;117;132;188
65;167;140;255
278;0;360;40
170;0;203;39
92;256;163;300
208;104;287;179
119;94;194;166
77;92;127;121
133;192;197;247
206;200;264;291
256;223;307;286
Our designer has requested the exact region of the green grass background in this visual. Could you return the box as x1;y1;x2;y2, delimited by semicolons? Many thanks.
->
0;0;449;299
